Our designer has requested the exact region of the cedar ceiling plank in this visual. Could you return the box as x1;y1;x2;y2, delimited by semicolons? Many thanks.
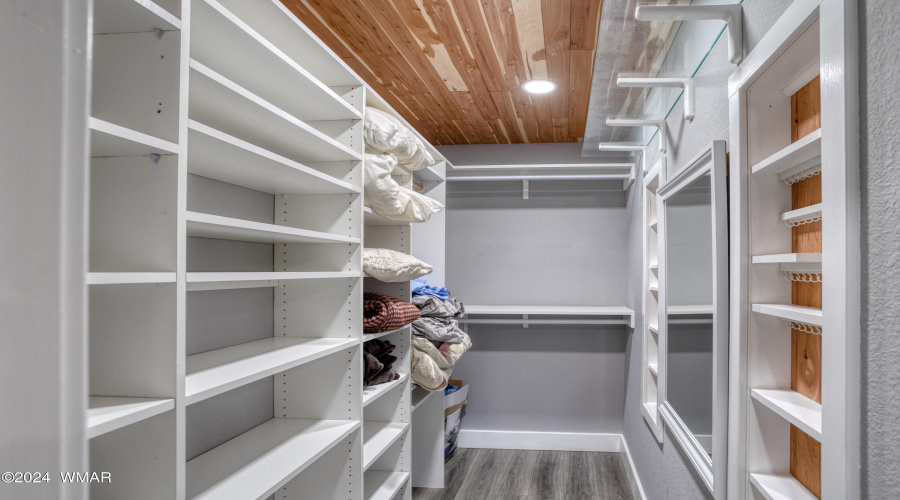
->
530;93;555;142
509;89;541;143
449;0;509;93
282;1;354;59
568;48;594;140
454;91;500;143
490;91;527;143
453;119;480;144
570;0;603;50
303;0;393;56
424;0;501;128
541;0;571;119
412;92;467;143
349;0;468;121
552;117;570;142
480;0;531;90
510;0;549;81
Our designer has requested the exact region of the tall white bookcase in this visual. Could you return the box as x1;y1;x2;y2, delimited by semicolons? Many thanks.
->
640;158;665;443
727;1;859;499
82;0;446;498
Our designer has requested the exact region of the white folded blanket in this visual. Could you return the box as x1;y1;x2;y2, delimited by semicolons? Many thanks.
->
364;106;435;171
364;153;444;223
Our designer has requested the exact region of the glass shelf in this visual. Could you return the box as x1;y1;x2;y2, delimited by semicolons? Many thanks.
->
584;0;742;153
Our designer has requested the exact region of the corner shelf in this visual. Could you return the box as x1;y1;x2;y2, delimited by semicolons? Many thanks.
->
752;304;822;327
186;271;360;291
93;0;181;34
363;373;409;407
89;117;179;157
751;389;822;441
751;129;822;178
87;396;174;439
187;121;359;196
363;421;410;471
779;203;822;227
186;418;360;499
749;473;818;500
185;337;358;405
191;0;360;122
188;59;360;163
364;471;410;500
411;386;435;412
186;211;359;245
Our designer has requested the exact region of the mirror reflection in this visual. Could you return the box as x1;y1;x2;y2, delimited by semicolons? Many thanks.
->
664;173;714;458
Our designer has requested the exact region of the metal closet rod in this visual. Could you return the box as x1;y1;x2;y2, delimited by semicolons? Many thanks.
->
458;318;630;325
447;174;631;182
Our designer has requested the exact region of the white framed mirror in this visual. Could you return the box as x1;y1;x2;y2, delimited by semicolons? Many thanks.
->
656;141;728;498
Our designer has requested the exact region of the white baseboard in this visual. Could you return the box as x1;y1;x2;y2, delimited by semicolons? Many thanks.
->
619;435;647;500
457;429;623;452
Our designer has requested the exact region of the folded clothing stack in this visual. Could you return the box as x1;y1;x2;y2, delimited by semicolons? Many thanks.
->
363;248;432;283
364;152;443;223
409;280;472;391
364;106;434;171
363;339;401;388
363;292;420;333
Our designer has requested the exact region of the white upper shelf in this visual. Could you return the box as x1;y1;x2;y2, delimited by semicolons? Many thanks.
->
362;325;409;343
364;207;410;227
752;253;822;273
780;203;822;227
751;129;822;177
363;421;410;471
187;121;358;196
364;471;410;500
186;271;361;292
93;0;181;35
186;212;359;246
89;117;179;158
191;0;359;123
667;305;714;315
464;305;634;316
185;337;358;405
751;389;822;441
87;396;174;439
188;60;360;164
749;473;818;500
186;418;359;500
752;304;823;327
363;373;409;407
87;272;176;285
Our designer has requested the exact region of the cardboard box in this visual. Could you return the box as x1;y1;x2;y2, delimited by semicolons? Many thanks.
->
445;406;462;440
444;379;468;410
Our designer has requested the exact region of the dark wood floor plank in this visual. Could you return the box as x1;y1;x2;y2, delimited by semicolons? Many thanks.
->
412;448;635;500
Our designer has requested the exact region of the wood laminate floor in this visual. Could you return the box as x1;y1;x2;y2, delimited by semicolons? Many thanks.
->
412;448;634;500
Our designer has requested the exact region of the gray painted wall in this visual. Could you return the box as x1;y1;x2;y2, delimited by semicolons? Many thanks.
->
439;143;629;435
859;1;900;497
622;2;792;498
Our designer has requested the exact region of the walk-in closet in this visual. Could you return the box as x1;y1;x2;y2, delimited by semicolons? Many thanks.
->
5;0;896;499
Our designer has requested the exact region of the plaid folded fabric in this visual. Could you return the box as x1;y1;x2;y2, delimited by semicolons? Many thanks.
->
363;292;420;333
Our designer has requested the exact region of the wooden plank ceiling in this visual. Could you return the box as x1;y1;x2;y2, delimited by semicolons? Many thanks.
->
281;0;605;145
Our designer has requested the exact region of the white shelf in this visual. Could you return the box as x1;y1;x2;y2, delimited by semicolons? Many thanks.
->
364;471;410;500
186;211;359;245
649;284;659;293
364;207;411;227
93;0;181;34
186;271;360;291
752;253;822;264
751;389;822;440
363;421;410;471
648;363;658;376
185;337;358;405
87;272;176;285
649;263;659;271
668;305;714;315
188;60;360;163
187;121;359;196
411;386;436;412
87;396;174;439
363;326;409;343
465;305;633;316
89;117;179;157
191;0;360;123
751;129;822;176
779;203;822;227
363;374;409;407
752;303;823;327
749;473;817;500
649;220;658;231
649;324;659;335
186;418;360;500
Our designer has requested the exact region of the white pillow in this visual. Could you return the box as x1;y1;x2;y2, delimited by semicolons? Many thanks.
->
364;107;435;170
364;153;445;223
384;187;444;223
364;248;433;282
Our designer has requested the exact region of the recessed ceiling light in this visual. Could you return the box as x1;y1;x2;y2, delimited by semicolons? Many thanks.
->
521;79;558;94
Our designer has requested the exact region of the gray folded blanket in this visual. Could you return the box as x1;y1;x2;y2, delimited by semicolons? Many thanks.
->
412;316;466;344
412;295;465;318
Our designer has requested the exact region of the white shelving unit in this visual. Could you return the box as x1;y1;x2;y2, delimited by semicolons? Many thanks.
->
641;158;665;442
728;2;860;498
80;0;450;498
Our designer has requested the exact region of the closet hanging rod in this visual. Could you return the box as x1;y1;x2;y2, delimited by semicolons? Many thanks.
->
447;174;630;181
450;163;634;171
458;318;630;326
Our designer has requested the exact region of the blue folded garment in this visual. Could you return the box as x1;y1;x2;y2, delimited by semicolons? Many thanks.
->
411;278;451;300
445;383;460;396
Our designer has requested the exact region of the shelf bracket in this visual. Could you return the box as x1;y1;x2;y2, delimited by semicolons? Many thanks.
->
605;118;667;153
616;77;696;122
635;4;743;64
522;179;529;200
598;143;648;173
